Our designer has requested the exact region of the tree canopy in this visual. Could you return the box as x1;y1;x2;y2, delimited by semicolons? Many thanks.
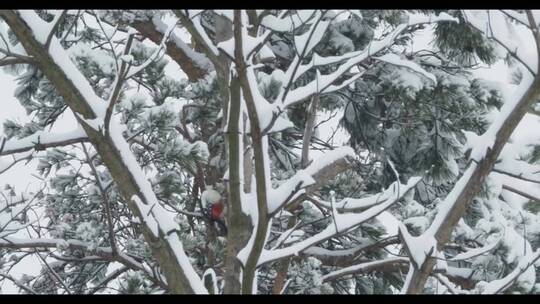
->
0;9;539;294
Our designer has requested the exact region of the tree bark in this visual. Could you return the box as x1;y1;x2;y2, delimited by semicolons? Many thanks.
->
222;74;251;294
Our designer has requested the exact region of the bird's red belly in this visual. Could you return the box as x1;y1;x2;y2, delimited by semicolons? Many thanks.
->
211;203;224;220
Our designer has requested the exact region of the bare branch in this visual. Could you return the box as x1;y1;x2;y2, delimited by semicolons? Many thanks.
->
502;184;540;202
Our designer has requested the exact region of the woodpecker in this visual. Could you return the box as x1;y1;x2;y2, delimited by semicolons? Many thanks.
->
201;186;227;235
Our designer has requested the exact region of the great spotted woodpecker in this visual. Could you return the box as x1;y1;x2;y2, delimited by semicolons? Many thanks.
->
201;186;227;235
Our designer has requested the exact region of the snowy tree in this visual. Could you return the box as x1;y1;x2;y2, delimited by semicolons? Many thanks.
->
0;9;539;294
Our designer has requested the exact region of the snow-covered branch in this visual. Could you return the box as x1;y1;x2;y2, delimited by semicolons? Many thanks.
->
374;53;437;85
257;176;422;266
493;158;540;184
124;21;175;79
322;257;409;282
0;128;88;157
502;183;540;202
267;146;356;214
312;178;419;213
137;15;213;80
277;12;457;109
2;9;539;295
450;235;503;261
0;151;32;174
304;236;400;267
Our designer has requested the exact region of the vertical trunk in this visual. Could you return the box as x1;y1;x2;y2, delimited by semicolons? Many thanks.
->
223;75;252;293
233;10;271;294
211;11;253;294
